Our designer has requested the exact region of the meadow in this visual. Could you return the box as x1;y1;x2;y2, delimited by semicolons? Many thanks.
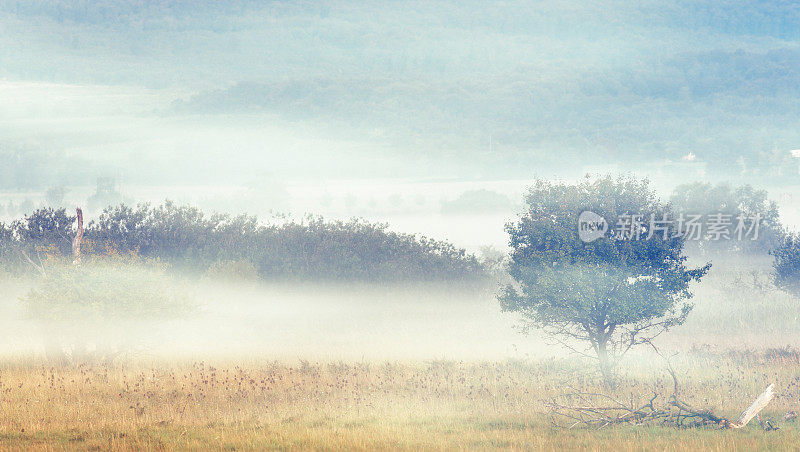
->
0;352;798;451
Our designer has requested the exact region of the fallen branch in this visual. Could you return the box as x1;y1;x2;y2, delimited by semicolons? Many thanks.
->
548;343;777;430
549;383;776;430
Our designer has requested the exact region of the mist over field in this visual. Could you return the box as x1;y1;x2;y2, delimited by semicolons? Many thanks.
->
2;2;800;449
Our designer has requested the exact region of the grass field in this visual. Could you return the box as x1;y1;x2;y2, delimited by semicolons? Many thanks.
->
0;353;798;451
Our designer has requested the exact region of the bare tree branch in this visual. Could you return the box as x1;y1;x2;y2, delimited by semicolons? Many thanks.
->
20;249;45;276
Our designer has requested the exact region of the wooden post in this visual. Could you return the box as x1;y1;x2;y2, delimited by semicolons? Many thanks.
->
72;207;83;265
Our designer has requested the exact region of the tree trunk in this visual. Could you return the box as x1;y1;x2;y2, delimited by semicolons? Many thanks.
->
597;339;613;383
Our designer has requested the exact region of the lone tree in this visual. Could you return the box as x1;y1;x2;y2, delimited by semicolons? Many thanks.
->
500;176;709;380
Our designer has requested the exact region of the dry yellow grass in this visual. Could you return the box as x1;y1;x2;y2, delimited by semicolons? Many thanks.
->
0;354;798;450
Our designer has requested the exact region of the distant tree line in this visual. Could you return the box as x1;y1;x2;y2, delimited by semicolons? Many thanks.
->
0;201;484;282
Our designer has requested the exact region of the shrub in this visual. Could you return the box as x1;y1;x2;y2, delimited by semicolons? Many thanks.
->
22;257;194;321
773;232;800;294
21;256;195;362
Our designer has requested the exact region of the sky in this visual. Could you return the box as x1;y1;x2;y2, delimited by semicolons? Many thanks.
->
1;0;800;241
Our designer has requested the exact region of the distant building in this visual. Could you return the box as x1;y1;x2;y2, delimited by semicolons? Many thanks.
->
791;150;800;175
